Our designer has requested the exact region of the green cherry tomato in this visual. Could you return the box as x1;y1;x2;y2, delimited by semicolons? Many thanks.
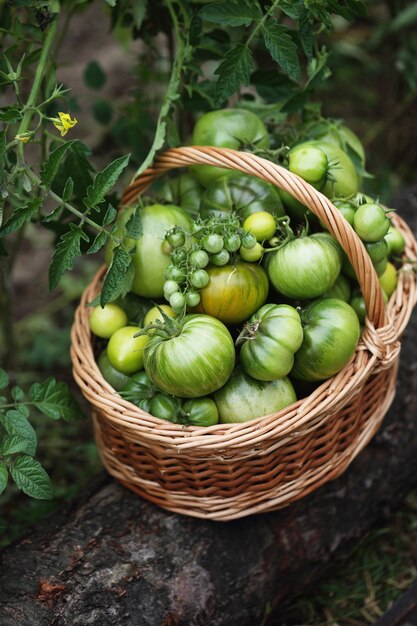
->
373;256;388;277
333;200;357;227
353;203;390;242
210;249;230;266
239;242;264;262
239;304;303;381
169;292;186;313
190;269;209;289
189;249;209;268
89;304;128;339
385;225;406;257
164;264;186;283
163;280;180;298
191;109;270;186
241;233;257;249
149;393;182;422
183;398;219;426
97;350;131;391
365;239;389;265
288;145;328;186
243;211;276;242
266;232;342;299
379;262;398;297
171;247;188;264
167;229;186;248
202;233;224;254
214;367;296;424
185;291;201;308
107;326;149;375
224;233;242;252
292;298;361;382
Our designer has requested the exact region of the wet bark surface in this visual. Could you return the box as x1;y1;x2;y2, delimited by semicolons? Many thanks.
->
1;192;417;626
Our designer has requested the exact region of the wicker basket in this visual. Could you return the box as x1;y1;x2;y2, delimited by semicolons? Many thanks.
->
71;146;417;521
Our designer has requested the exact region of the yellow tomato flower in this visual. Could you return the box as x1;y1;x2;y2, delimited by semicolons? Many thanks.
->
15;131;33;143
52;112;77;136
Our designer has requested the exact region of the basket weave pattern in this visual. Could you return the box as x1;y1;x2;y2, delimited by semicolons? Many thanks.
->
71;147;417;521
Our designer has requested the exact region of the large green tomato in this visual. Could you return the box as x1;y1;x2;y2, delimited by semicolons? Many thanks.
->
158;173;203;218
199;173;285;221
214;367;296;423
239;304;303;381
266;232;342;299
144;314;235;397
292;298;361;382
191;108;269;187
97;350;131;391
298;140;360;198
106;204;191;298
302;119;366;167
193;261;269;325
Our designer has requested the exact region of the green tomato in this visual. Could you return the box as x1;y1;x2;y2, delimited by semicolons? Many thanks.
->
266;232;342;299
210;249;230;266
149;393;182;422
199;173;285;221
385;225;406;257
144;305;176;329
116;292;154;326
89;304;128;339
107;326;149;375
292;298;361;382
189;249;209;268
144;314;235;397
333;200;357;227
214;367;296;423
105;204;191;298
302;119;366;168
349;291;367;324
97;350;131;391
353;203;390;242
239;242;264;262
288;145;328;186
183;398;219;427
379;262;398;297
243;211;276;242
191;109;269;186
158;173;203;218
365;239;389;265
239;304;303;381
303;140;360;198
322;273;351;302
202;233;224;254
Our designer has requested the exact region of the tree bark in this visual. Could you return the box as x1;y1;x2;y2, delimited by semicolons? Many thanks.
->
1;192;417;626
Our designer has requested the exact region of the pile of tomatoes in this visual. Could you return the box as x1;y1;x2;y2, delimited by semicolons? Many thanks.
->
89;108;405;426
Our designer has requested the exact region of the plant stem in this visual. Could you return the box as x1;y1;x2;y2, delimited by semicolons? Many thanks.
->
246;0;280;47
16;18;58;158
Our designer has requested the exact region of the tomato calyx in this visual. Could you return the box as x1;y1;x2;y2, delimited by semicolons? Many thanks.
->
235;319;261;346
135;304;186;341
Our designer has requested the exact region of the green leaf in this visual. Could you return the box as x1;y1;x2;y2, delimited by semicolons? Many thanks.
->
0;461;8;495
60;142;94;201
0;434;34;456
84;60;106;90
11;385;24;402
105;0;117;7
22;173;32;193
62;177;74;201
389;2;417;31
0;368;9;390
29;377;82;421
263;20;300;82
100;246;135;306
125;206;142;239
84;154;130;209
42;204;64;223
103;204;117;225
278;0;305;19
10;455;53;500
40;140;76;187
0;106;23;123
0;197;42;238
87;231;108;254
133;0;147;29
2;410;37;456
215;44;254;102
200;0;261;26
299;17;314;60
48;225;89;290
0;130;6;212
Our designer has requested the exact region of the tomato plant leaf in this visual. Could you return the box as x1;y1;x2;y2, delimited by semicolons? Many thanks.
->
0;368;9;390
48;225;89;290
87;230;108;254
0;197;42;238
84;154;130;209
133;0;147;29
40;140;76;187
29;378;82;422
0;461;8;496
59;141;94;201
200;0;261;27
11;385;24;402
10;456;53;500
42;204;64;223
103;204;117;226
0;106;23;123
2;410;37;456
262;20;300;82
100;245;135;306
62;177;74;202
215;44;254;102
0;130;5;226
0;434;34;456
125;206;143;239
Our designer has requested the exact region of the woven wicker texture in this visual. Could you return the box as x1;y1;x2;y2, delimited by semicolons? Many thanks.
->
71;147;417;520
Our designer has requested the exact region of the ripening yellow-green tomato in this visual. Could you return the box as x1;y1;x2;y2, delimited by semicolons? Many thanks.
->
89;304;128;339
243;211;276;242
378;262;398;298
107;326;149;374
144;305;177;329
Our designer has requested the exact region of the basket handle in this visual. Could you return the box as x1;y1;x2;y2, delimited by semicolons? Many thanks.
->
121;146;387;330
